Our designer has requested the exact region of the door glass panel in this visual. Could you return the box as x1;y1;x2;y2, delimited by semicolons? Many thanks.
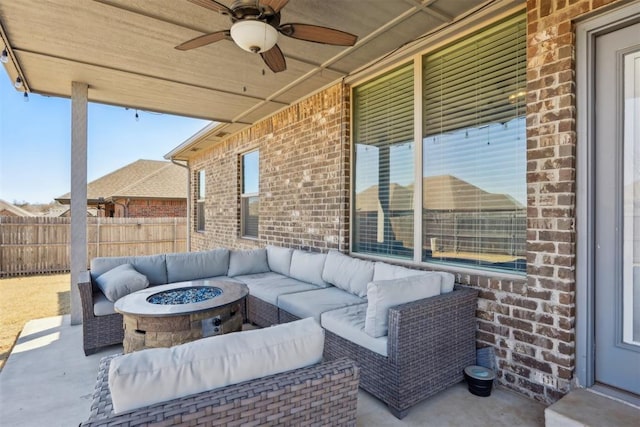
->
623;51;640;346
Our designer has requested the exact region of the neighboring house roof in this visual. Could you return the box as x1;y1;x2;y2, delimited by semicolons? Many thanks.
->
0;199;36;217
421;175;524;211
355;175;524;212
44;206;98;217
56;160;187;203
355;183;413;212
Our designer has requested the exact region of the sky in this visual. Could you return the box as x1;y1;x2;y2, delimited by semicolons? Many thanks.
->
355;116;527;205
0;72;210;204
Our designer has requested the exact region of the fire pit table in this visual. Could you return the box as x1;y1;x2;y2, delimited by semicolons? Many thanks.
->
114;279;249;353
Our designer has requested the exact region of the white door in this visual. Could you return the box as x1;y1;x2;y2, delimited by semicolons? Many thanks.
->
594;20;640;395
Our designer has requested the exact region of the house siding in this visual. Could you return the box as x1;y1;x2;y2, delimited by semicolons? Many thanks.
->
187;0;624;406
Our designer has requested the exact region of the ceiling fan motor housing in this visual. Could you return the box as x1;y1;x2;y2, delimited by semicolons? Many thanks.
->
228;0;280;24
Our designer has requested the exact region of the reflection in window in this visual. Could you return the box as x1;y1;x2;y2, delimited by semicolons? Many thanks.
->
241;150;259;238
422;15;527;273
353;63;414;259
351;14;527;274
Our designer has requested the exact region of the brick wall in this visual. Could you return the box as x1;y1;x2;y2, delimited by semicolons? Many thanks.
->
186;0;625;406
108;198;186;217
190;84;350;252
504;0;620;403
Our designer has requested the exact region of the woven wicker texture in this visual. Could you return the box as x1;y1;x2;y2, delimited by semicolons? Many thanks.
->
246;294;280;327
78;281;124;355
278;308;300;324
324;286;478;418
81;354;360;426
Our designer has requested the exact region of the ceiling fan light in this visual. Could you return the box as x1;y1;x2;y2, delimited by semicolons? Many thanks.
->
230;20;278;53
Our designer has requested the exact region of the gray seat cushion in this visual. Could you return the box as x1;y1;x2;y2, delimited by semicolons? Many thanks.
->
277;287;365;322
93;291;117;316
165;249;229;283
91;254;167;286
235;272;320;306
321;304;388;356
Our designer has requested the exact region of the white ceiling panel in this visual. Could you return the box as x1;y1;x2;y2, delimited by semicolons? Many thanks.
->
0;0;519;154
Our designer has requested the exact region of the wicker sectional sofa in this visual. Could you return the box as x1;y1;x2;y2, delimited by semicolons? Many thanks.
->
82;355;359;427
79;246;477;418
81;319;360;426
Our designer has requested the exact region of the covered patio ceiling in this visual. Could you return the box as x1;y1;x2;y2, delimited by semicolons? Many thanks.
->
0;0;520;157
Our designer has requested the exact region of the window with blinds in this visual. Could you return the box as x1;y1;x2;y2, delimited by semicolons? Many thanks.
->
241;150;259;238
353;63;415;259
422;14;526;273
196;169;205;232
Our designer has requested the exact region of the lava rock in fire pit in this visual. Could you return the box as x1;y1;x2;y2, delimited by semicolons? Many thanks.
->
147;287;223;305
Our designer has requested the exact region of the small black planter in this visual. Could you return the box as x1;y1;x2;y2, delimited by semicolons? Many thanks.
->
464;365;495;397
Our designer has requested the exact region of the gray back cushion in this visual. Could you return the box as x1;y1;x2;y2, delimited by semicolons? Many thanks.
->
373;262;422;281
165;248;229;283
266;245;293;276
228;248;270;277
90;254;167;286
373;261;456;293
322;250;375;298
288;250;328;287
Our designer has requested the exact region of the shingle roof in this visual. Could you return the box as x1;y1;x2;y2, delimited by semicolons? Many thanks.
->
0;199;36;216
56;160;187;203
355;175;523;212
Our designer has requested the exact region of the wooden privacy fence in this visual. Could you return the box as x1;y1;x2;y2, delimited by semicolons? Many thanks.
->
0;216;187;277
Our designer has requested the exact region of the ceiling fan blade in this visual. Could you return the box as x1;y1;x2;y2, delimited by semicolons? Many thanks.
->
261;0;289;13
260;44;286;73
279;23;357;46
175;31;230;50
187;0;233;15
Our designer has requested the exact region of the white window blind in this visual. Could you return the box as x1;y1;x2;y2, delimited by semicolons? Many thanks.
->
196;169;205;232
422;14;527;273
353;63;415;259
241;150;259;238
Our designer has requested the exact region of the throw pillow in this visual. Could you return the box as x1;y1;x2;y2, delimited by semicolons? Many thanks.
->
364;275;442;338
95;263;149;302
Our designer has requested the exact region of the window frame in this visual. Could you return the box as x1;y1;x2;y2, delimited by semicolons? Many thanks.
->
196;169;205;232
349;13;527;278
240;149;260;239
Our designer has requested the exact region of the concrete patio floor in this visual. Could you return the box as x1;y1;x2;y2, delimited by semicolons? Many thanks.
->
0;315;546;426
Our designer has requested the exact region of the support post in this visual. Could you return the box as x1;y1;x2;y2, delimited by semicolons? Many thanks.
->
70;82;88;325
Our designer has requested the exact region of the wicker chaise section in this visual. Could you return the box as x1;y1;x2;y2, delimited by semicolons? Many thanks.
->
323;286;478;419
81;354;360;427
78;273;123;356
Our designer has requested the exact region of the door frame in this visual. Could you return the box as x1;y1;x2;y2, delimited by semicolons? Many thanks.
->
576;0;640;391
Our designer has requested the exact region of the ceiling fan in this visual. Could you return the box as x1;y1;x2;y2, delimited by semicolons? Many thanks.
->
176;0;358;73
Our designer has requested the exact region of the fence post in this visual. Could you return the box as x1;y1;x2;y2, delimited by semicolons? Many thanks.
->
173;217;177;252
96;216;100;257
